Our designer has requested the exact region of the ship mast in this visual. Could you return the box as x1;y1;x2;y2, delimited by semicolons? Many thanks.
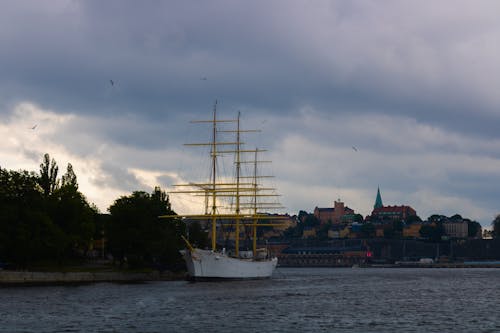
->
252;149;258;257
248;149;277;256
235;112;241;257
210;102;217;251
183;100;238;252
160;105;287;257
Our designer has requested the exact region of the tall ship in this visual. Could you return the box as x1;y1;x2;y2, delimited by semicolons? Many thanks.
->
161;102;285;280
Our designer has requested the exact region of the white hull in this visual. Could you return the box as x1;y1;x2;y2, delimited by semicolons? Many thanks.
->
181;248;278;280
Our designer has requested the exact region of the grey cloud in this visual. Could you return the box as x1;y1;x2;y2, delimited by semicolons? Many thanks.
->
92;162;142;194
2;0;500;135
2;0;500;225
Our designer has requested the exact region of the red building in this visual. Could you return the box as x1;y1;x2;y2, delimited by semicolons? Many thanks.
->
314;199;354;225
371;205;417;222
370;187;416;222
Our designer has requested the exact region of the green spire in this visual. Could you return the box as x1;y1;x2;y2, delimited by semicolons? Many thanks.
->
374;187;383;209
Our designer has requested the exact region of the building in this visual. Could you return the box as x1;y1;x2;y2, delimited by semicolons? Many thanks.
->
328;224;350;239
375;224;385;238
339;226;351;238
442;221;468;239
211;213;297;243
403;223;423;238
314;199;355;225
262;214;297;239
269;213;297;230
369;187;417;222
341;213;361;224
372;205;417;222
302;226;317;238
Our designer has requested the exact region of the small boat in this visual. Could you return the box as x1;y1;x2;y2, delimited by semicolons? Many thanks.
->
162;102;284;280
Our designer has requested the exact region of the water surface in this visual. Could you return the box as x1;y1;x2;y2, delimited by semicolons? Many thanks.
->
1;268;499;332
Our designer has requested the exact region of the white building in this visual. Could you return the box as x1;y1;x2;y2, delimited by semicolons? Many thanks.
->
442;221;468;238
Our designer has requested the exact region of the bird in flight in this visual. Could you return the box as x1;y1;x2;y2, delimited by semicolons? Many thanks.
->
200;77;207;80
352;146;358;152
110;79;114;86
31;124;37;130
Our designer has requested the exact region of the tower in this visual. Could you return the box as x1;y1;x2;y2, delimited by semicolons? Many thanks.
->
374;187;383;209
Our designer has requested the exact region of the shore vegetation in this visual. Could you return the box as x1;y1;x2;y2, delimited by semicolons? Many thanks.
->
0;153;201;272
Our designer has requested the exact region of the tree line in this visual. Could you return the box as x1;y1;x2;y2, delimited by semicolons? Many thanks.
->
0;153;205;270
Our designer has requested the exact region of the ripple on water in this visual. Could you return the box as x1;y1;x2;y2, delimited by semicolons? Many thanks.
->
1;268;500;332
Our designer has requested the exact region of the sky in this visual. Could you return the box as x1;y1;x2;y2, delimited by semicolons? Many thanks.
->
1;0;500;227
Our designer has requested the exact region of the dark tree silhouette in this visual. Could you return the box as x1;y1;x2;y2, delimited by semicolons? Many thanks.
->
39;153;59;197
107;187;184;269
61;163;78;189
492;215;500;239
0;168;66;265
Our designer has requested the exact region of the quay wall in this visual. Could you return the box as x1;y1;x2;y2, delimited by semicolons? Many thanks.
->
0;271;184;285
274;238;500;265
278;254;365;267
277;255;500;268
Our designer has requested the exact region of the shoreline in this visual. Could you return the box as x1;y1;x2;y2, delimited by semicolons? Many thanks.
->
367;263;500;269
3;263;500;285
278;263;500;269
0;270;186;285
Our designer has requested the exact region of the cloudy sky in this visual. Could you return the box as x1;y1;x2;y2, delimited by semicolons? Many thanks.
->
1;1;500;227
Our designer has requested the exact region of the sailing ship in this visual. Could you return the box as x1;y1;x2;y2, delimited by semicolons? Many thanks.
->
161;102;285;280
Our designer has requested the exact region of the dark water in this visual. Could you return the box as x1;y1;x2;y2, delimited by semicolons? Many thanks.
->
1;268;499;332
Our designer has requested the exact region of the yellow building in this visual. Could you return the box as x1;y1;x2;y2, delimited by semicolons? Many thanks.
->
339;226;350;238
302;227;317;238
273;214;297;231
375;226;385;238
328;229;340;239
403;223;423;238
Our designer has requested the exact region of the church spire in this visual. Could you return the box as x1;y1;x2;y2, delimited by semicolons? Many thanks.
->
374;186;383;209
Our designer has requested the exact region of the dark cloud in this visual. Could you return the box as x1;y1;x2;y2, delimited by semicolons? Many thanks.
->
2;1;500;225
2;1;500;129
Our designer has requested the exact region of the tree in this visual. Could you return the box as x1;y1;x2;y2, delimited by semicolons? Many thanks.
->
107;187;184;269
38;156;97;259
1;156;98;266
407;215;422;224
298;210;309;223
467;221;481;238
419;225;433;240
283;225;303;239
360;223;375;238
61;163;78;189
48;184;96;256
39;153;60;197
428;215;446;223
353;214;364;223
492;215;500;239
419;223;444;242
188;221;208;248
0;168;67;266
317;221;332;240
303;214;320;227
